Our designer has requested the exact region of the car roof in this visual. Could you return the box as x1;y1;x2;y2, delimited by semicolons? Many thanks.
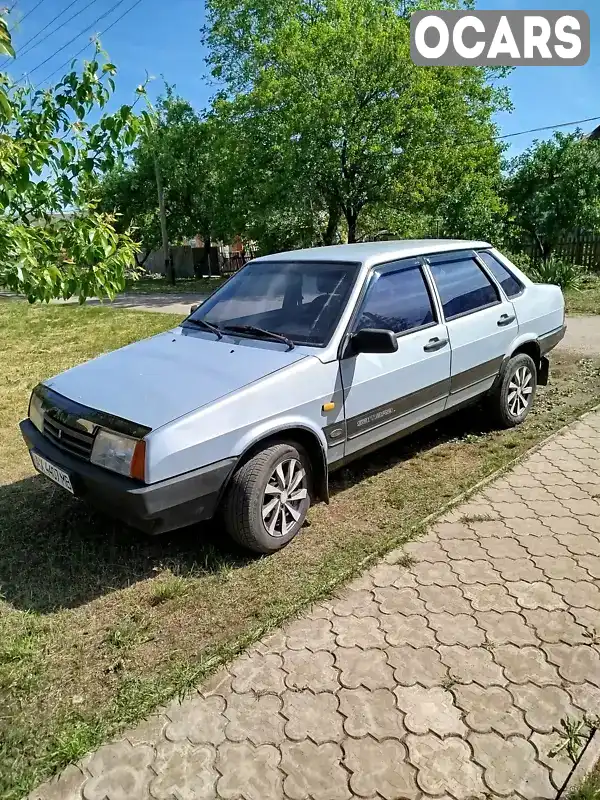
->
252;239;491;269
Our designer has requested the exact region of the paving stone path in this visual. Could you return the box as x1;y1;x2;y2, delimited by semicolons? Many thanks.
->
31;412;600;800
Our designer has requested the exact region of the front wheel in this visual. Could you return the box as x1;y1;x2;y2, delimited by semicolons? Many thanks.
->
488;353;537;428
222;442;311;554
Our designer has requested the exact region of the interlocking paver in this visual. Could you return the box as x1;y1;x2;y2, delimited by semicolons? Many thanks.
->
543;642;600;685
387;645;448;686
31;410;600;800
336;646;395;690
510;683;579;733
395;685;466;736
282;649;340;692
281;741;350;800
428;612;485;646
281;690;343;743
475;610;537;646
462;582;519;613
523;608;587;644
216;741;282;800
505;580;566;610
438;645;506;686
406;735;486;798
150;740;217;800
331;614;386;648
338;687;406;739
344;738;419;800
223;692;285;745
416;585;471;615
453;685;528;736
494;644;560;686
82;742;155;800
469;733;555;798
284;616;335;651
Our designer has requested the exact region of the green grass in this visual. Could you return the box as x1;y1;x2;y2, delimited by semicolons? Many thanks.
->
126;275;228;295
567;766;600;800
1;298;600;799
565;274;600;316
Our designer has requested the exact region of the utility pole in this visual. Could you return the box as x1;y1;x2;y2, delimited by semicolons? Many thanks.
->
153;152;174;285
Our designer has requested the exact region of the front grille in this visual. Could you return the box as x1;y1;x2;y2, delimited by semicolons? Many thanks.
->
43;415;95;460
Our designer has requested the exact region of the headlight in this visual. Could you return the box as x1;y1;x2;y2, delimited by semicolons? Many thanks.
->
91;429;146;480
29;392;44;433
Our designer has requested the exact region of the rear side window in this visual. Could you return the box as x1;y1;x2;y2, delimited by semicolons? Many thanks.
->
429;257;499;320
355;263;435;334
478;251;524;299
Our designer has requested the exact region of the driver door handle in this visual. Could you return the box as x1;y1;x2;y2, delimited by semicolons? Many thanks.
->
423;337;449;352
497;314;516;327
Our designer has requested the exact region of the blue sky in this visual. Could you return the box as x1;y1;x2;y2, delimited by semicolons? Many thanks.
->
4;0;599;157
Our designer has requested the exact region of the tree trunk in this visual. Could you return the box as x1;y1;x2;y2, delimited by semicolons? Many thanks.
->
204;236;212;277
346;210;358;244
322;205;341;246
134;249;151;269
153;153;174;285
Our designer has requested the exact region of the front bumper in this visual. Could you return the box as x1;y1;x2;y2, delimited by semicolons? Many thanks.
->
20;419;237;534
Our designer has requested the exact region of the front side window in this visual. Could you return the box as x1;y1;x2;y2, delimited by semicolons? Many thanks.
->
429;256;499;320
478;250;524;299
355;263;436;335
187;260;359;347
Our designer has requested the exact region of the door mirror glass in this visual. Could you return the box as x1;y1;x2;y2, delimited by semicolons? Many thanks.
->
350;328;398;355
190;303;200;314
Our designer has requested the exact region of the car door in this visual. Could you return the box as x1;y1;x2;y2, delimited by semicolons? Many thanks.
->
340;258;451;458
425;250;518;410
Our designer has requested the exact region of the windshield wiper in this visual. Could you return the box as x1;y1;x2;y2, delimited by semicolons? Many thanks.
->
185;317;223;339
221;324;295;350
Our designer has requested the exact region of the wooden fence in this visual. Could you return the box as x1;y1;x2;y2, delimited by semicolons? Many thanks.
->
521;232;600;271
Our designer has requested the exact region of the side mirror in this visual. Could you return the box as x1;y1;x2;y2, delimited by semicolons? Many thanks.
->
349;328;398;355
190;303;200;314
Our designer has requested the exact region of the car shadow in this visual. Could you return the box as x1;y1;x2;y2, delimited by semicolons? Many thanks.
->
0;404;496;615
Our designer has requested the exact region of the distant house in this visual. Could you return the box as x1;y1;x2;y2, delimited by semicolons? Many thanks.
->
587;124;600;141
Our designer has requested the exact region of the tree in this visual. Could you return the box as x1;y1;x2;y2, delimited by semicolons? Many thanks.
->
505;131;600;262
98;92;231;274
205;0;509;246
0;15;149;302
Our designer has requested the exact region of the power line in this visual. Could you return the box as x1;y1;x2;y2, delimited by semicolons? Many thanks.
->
7;0;49;31
493;115;600;142
14;0;130;83
2;0;96;68
35;0;145;86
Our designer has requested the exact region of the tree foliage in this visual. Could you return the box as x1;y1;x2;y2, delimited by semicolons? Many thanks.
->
0;17;146;302
204;0;508;247
505;131;600;261
98;91;230;265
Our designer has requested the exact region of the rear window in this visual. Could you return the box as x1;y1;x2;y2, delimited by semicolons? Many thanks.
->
478;251;524;299
429;256;499;320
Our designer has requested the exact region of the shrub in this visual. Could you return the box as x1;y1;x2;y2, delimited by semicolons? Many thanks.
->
528;257;585;291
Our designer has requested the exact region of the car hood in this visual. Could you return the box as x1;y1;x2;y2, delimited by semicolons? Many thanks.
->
44;327;311;430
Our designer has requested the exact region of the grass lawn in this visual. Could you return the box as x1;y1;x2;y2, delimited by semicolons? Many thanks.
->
2;299;600;799
125;274;228;295
567;764;600;800
565;274;600;315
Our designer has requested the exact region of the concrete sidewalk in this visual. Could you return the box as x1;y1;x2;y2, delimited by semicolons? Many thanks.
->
31;410;600;799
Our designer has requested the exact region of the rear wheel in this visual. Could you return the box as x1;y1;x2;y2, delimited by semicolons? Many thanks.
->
222;442;311;553
489;353;537;428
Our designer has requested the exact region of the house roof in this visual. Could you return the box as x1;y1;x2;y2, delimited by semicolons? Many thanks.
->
252;239;491;269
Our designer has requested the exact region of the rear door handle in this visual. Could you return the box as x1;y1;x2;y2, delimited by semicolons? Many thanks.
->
423;337;449;352
497;314;516;327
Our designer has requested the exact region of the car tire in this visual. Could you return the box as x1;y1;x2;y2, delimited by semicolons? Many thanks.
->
222;442;312;554
489;353;537;428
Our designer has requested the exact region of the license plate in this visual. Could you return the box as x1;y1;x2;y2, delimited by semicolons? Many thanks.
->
31;451;74;494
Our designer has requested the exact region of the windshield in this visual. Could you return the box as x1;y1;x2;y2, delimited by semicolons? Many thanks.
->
187;260;360;347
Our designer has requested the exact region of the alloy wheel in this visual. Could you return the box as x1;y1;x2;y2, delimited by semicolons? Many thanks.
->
507;365;534;417
262;458;308;538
